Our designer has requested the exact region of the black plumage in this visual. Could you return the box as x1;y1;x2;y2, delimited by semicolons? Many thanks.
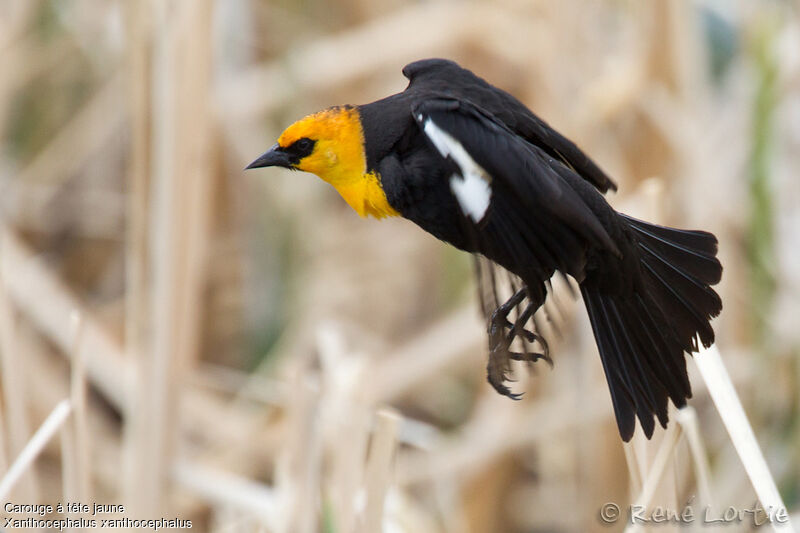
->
357;59;722;441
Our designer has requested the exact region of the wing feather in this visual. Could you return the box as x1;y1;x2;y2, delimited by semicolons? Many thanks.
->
412;97;620;267
403;58;618;193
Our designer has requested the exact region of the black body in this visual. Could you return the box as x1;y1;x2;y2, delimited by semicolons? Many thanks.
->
358;59;722;441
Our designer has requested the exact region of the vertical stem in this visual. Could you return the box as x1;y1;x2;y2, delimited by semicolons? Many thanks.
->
0;400;7;478
623;423;683;533
695;345;792;533
122;0;155;516
0;244;38;502
69;312;91;503
675;407;714;509
276;375;321;533
124;0;214;517
360;409;400;533
60;415;78;526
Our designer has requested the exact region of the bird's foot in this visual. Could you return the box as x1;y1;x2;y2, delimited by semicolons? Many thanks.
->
486;289;551;398
509;350;553;367
487;343;521;400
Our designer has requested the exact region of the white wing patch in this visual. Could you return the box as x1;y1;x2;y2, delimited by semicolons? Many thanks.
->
449;173;492;224
422;117;492;223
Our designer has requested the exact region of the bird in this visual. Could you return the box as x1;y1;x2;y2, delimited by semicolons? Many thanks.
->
246;58;722;441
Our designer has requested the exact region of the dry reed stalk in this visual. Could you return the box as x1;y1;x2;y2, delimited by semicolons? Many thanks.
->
675;407;714;509
69;312;91;502
0;242;38;502
0;399;71;501
121;0;155;519
624;423;683;533
630;431;650;495
0;403;8;478
695;345;794;532
123;0;175;514
59;315;86;533
59;412;79;528
329;407;370;533
172;460;278;528
359;409;400;533
315;324;370;533
275;375;321;533
122;0;152;445
623;443;644;499
18;323;123;510
124;0;215;516
171;0;215;369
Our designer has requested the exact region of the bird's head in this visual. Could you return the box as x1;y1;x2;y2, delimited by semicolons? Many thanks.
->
245;105;366;185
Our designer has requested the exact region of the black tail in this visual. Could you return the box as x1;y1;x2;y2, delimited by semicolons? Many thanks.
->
581;214;722;441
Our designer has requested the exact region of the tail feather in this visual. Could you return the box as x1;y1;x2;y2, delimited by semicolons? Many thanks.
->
608;299;670;426
582;289;637;440
622;215;720;261
639;258;715;349
633;293;692;400
583;215;722;441
632;217;722;350
605;299;666;435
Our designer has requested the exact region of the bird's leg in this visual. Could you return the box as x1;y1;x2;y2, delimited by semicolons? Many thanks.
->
488;288;526;341
486;288;552;399
507;301;552;367
487;288;526;399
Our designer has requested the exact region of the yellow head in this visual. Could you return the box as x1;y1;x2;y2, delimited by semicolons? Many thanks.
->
246;106;365;185
246;105;398;219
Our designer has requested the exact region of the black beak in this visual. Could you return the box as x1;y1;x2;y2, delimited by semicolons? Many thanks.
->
245;143;292;170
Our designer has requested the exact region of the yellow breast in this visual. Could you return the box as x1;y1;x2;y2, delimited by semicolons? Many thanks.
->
333;172;399;219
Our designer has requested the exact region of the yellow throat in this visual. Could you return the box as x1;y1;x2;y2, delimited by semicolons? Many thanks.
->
279;107;399;219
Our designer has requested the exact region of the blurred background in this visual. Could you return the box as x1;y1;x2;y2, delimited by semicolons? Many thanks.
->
0;0;799;531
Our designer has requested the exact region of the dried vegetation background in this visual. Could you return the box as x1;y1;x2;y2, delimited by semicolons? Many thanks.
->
0;0;799;532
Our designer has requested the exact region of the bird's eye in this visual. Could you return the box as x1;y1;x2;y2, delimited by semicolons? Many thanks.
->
294;138;314;152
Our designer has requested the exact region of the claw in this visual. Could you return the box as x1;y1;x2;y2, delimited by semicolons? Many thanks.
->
509;351;552;367
487;372;523;400
518;328;538;343
487;366;512;396
485;286;554;400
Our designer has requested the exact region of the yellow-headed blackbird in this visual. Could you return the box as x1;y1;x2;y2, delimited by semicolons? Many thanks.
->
246;58;722;441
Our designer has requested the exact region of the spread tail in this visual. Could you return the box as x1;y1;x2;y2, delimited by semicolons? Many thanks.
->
581;214;722;441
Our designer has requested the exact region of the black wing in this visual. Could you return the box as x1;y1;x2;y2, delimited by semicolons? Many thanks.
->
411;96;619;282
408;96;622;398
403;58;618;194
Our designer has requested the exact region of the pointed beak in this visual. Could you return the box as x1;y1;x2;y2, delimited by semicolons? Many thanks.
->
245;143;292;170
